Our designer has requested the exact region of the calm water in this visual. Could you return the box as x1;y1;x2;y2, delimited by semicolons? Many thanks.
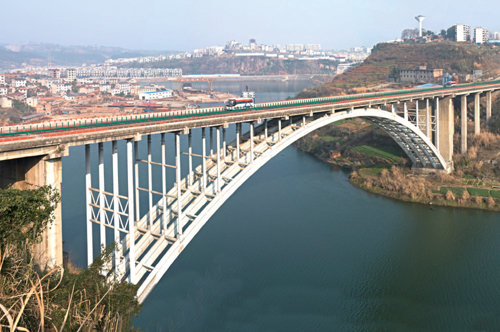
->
61;81;500;331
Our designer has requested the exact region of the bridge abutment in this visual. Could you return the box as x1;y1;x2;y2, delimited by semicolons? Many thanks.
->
0;151;65;268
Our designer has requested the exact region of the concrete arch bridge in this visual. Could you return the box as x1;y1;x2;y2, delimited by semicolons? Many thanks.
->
1;81;499;302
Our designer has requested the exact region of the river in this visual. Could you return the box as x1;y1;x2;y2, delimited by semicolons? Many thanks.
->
61;80;500;331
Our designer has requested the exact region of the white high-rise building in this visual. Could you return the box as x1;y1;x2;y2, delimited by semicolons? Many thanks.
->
474;27;489;45
66;68;76;82
454;24;471;42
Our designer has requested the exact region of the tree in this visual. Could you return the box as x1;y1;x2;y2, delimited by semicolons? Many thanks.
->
440;29;447;37
401;29;418;40
0;186;60;249
447;26;456;41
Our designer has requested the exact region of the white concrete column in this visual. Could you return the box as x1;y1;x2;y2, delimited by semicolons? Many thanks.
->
222;128;226;159
98;142;105;251
475;93;480;135
134;141;140;222
404;102;408;121
175;133;183;236
278;119;282;142
85;144;93;267
210;127;213;155
486;91;492;123
461;95;468;154
250;123;254;164
126;140;136;284
435;98;439;150
264;119;268;139
216;127;221;192
426;99;430;138
202;128;207;191
161;133;167;233
236;124;240;162
147;135;152;228
416;100;419;129
188;130;193;187
112;141;120;274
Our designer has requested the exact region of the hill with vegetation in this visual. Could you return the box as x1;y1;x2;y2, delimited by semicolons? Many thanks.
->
297;41;500;98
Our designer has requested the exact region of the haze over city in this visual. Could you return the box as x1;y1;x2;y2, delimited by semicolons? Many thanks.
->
1;0;499;50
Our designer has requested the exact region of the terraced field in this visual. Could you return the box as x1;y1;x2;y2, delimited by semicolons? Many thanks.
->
352;145;402;163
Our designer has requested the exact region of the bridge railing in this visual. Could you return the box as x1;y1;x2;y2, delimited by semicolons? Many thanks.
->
1;80;500;137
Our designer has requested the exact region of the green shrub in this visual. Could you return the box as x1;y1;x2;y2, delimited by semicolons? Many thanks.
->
440;186;465;195
467;188;491;197
490;190;500;198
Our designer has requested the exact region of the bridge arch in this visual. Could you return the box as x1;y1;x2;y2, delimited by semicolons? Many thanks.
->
135;108;449;302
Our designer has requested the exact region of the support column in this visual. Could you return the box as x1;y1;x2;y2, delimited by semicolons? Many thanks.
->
264;119;268;139
250;123;254;164
147;135;152;228
188;130;193;187
216;127;221;193
1;153;65;268
112;141;120;274
202;128;207;191
134;141;140;222
435;98;440;150
461;95;468;154
486;91;492;123
404;102;408;121
161;133;167;233
85;145;92;267
126;140;136;284
475;93;480;135
438;97;454;168
278;119;282;142
416;100;419;129
210;127;213;155
98;142;105;251
222;128;226;159
175;133;183;236
236;124;240;162
426;99;430;138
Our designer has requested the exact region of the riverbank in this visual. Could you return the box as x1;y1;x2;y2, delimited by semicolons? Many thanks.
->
294;117;500;212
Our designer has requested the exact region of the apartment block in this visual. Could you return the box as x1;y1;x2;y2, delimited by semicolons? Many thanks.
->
474;27;489;45
454;24;471;42
399;66;443;83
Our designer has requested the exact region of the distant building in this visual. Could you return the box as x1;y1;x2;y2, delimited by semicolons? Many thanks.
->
66;68;76;82
453;24;471;42
139;90;173;100
0;96;12;108
48;69;61;79
336;63;353;75
12;78;27;88
26;96;38;107
474;27;489;45
0;75;4;84
399;66;443;83
329;150;341;159
0;86;7;95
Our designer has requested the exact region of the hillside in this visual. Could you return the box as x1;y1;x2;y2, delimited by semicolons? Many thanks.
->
297;41;500;98
118;55;337;75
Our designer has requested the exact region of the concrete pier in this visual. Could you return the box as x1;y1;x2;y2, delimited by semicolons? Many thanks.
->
0;151;65;268
461;95;468;154
474;93;481;135
438;97;454;167
486;91;492;123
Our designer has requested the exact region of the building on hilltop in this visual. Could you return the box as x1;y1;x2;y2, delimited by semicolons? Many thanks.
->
474;27;489;45
399;66;443;84
452;24;471;42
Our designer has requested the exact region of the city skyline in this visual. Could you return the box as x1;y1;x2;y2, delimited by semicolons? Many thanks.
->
1;0;499;51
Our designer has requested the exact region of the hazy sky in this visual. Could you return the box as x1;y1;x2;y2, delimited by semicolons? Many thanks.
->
1;0;499;51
